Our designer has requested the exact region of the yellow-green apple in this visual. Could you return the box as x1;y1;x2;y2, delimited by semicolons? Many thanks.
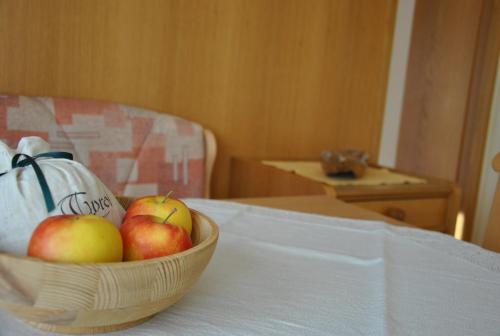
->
120;214;192;261
28;215;123;263
123;195;192;234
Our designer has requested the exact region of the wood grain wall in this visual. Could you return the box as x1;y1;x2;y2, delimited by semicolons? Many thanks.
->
0;0;397;198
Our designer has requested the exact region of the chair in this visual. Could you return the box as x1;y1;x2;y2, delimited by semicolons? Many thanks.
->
483;153;500;252
0;95;216;198
202;128;217;198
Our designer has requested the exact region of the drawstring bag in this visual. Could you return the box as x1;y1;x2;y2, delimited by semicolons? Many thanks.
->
0;137;125;255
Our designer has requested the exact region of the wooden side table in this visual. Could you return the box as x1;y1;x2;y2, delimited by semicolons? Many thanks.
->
228;158;461;234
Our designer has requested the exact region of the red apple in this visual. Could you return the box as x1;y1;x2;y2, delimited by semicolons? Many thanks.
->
121;214;192;261
28;215;123;263
123;194;192;234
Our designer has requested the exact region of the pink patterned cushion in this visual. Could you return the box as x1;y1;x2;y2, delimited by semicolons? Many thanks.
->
0;95;205;198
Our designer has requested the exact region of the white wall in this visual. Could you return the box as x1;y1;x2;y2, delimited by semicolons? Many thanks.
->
378;0;416;167
472;57;500;244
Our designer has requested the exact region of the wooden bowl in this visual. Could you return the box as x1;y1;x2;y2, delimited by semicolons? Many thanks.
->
0;198;219;334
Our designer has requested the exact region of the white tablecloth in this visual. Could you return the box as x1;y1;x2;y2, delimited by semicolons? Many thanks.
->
2;199;500;335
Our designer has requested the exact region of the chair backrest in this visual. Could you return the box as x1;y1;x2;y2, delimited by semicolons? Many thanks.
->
0;95;216;198
483;153;500;252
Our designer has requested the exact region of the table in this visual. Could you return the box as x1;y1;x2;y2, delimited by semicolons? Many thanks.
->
229;158;460;233
2;199;499;335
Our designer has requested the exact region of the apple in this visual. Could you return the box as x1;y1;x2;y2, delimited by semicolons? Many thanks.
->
121;214;192;261
28;215;123;263
123;194;192;234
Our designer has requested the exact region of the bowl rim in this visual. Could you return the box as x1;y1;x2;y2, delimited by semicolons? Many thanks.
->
0;209;219;268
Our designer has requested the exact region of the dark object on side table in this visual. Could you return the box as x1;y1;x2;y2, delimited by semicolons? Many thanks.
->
320;150;369;178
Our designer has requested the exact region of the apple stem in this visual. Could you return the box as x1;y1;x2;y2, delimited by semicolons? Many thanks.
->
162;190;174;204
163;208;177;224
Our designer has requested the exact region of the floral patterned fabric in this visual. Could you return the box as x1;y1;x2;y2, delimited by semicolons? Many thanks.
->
0;95;205;198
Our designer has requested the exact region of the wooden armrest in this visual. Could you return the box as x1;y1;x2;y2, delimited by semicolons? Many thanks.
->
204;129;217;198
493;153;500;172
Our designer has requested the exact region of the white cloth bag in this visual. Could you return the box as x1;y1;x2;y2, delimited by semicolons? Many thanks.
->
0;137;125;255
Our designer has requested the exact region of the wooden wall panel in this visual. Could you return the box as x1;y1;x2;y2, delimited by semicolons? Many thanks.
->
0;0;396;198
458;0;500;240
396;0;483;181
397;0;500;240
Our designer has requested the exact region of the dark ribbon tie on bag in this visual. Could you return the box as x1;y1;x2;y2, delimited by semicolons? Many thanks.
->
0;152;73;212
